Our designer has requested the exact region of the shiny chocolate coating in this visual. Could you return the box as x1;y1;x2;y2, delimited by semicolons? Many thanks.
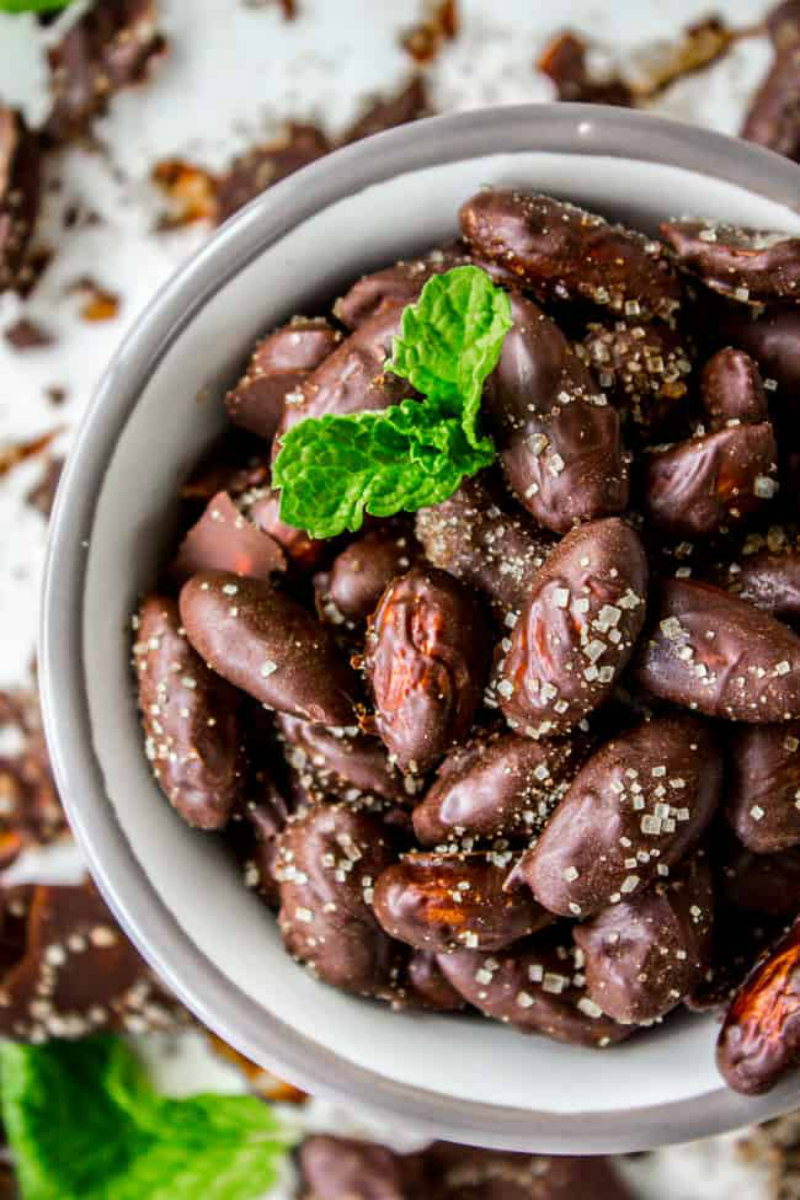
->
134;594;243;830
246;486;330;572
172;490;285;583
275;803;398;997
717;918;800;1095
415;475;552;619
413;732;584;846
494;518;648;738
700;347;769;431
717;543;800;621
724;722;800;853
661;219;800;305
365;567;491;773
720;840;800;917
437;934;631;1047
334;241;470;329
373;851;550;953
486;293;629;533
518;717;721;918
634;578;800;722
225;317;340;441
574;855;714;1024
643;423;779;540
276;712;407;802
718;305;800;396
315;525;419;626
461;189;681;320
180;571;358;727
405;949;466;1011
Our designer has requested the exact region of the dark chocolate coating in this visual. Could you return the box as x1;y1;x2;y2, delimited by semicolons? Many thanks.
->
373;851;550;954
486;293;629;533
0;106;40;294
276;712;407;802
172;490;285;583
365;567;491;773
718;304;800;396
495;518;648;738
316;526;419;626
717;918;800;1095
460;188;681;320
661;219;800;305
405;949;466;1011
215;123;331;225
437;934;631;1047
298;1135;425;1200
718;545;800;621
700;347;769;431
578;319;691;436
518;716;721;918
179;571;358;726
643;423;778;540
225;317;340;441
742;32;800;160
415;476;552;618
247;486;329;571
720;840;800;917
413;732;583;846
134;594;243;829
633;578;800;722
275;803;398;997
334;241;470;329
724;722;800;853
574;855;714;1024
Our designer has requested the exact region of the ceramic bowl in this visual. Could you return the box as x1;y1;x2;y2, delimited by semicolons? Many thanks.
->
40;103;800;1153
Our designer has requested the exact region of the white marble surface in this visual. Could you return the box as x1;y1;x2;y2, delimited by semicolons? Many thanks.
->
0;1;791;1195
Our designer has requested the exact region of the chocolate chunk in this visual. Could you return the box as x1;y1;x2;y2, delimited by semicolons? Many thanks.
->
493;518;648;738
537;31;633;105
700;348;769;431
0;107;40;294
215;122;330;224
413;732;583;846
660;220;800;305
225;317;340;441
485;294;629;533
0;879;181;1041
517;716;721;918
365;567;491;773
45;0;167;143
461;189;681;321
415;476;552;619
401;1;458;65
25;456;63;519
315;525;419;627
275;803;398;996
3;317;54;350
373;851;550;953
180;571;358;725
724;722;800;853
577;319;692;437
634;578;800;722
134;594;243;829
151;158;217;228
643;423;779;540
171;490;285;584
574;855;714;1024
341;77;431;144
437;932;631;1047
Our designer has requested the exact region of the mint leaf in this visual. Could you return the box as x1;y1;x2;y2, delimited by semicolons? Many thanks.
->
386;264;512;447
273;397;494;539
0;1036;295;1200
0;0;73;12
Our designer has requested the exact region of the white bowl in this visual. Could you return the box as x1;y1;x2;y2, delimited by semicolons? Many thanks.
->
40;104;800;1153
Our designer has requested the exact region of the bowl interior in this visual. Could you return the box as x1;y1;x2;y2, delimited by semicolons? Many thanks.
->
75;143;800;1146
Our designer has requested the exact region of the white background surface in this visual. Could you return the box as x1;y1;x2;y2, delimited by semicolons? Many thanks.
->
0;0;791;1195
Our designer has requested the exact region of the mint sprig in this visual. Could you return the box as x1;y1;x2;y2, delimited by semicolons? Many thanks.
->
0;1036;296;1200
274;265;512;538
0;0;73;12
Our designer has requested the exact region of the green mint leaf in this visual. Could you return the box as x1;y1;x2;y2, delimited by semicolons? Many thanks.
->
385;264;512;447
273;398;495;539
0;1036;295;1200
0;0;73;13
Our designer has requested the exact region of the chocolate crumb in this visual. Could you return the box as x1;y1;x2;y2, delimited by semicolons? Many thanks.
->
3;318;55;351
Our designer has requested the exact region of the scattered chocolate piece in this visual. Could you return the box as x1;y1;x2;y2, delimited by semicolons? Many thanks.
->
67;276;120;322
0;688;67;866
3;316;53;351
25;457;64;519
45;0;168;143
151;158;218;228
537;31;633;106
45;386;67;407
0;106;41;295
341;77;431;144
633;17;739;101
206;1032;306;1102
401;1;459;66
0;429;62;481
215;123;331;225
742;2;800;158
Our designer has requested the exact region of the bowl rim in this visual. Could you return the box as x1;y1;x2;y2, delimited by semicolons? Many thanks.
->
40;102;800;1153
